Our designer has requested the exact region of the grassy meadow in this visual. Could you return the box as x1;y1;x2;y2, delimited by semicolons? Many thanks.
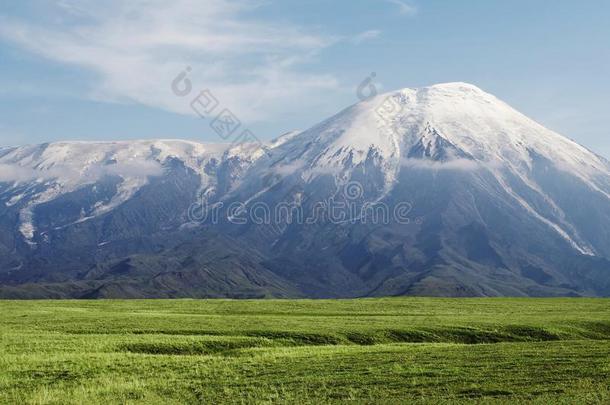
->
1;298;609;403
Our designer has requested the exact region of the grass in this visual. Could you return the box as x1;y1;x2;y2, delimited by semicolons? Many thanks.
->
0;297;609;403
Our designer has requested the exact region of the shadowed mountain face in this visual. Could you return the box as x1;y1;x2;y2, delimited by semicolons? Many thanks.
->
1;83;609;298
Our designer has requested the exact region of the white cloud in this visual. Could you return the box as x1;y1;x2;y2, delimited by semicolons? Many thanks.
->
0;164;39;182
351;30;381;44
0;0;341;122
400;158;481;171
270;159;306;176
88;160;165;179
385;0;417;15
0;160;163;183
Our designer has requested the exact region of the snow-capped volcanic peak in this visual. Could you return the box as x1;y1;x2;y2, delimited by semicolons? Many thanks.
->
364;82;608;176
278;82;609;194
261;82;610;256
3;83;610;299
1;83;609;256
267;99;403;189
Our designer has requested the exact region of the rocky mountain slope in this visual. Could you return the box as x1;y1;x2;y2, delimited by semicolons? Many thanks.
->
1;83;609;298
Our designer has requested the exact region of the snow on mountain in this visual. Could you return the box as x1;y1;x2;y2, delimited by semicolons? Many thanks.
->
254;82;610;255
0;140;228;243
1;83;609;255
2;83;610;299
379;83;608;186
277;82;609;185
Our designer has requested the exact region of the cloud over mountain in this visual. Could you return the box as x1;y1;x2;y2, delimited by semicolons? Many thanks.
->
0;0;340;121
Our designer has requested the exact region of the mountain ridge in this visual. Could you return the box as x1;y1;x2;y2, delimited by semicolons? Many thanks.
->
1;82;609;298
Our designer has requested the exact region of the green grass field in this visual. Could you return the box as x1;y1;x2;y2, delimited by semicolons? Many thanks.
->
1;298;609;404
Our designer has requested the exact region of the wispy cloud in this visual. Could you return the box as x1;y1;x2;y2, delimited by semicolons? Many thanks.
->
0;0;341;122
385;0;417;16
400;158;481;171
351;30;381;44
0;160;163;183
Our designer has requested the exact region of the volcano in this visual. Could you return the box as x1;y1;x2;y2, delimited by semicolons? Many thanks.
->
1;83;609;298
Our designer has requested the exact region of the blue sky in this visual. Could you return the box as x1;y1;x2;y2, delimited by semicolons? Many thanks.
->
0;0;609;157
